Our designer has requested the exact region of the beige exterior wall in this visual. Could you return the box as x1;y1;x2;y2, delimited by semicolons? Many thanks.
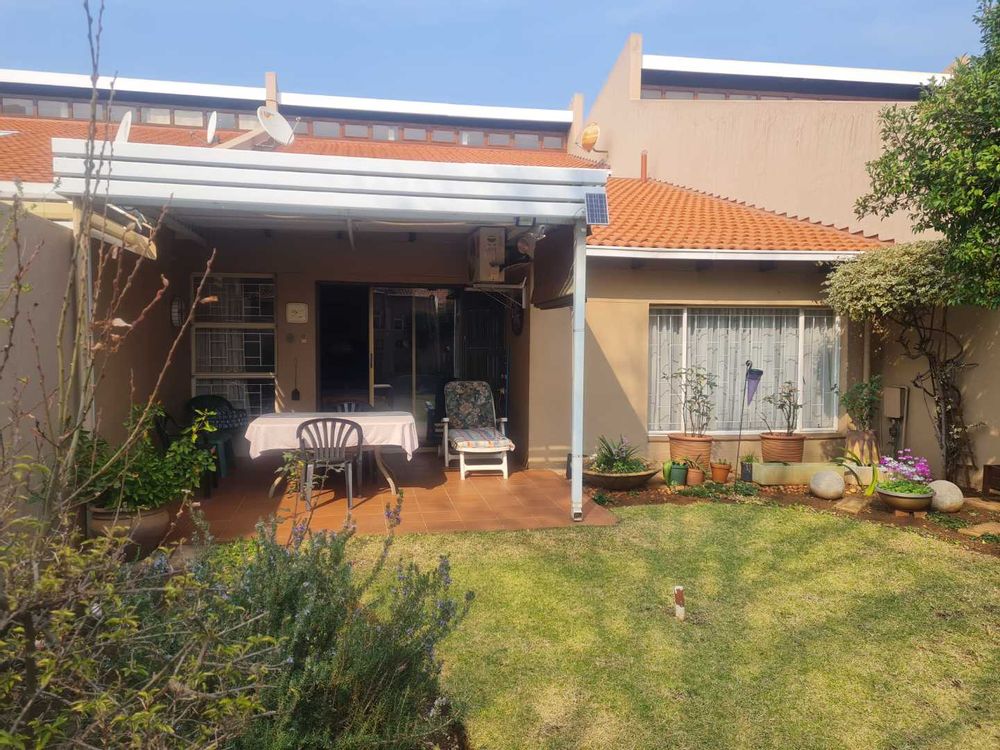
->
525;255;865;469
576;35;918;243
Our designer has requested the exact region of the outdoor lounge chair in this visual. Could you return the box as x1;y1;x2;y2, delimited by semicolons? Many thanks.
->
442;381;514;479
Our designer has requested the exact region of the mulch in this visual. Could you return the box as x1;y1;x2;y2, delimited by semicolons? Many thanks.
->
592;481;1000;558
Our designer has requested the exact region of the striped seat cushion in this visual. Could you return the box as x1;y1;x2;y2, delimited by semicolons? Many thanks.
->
449;427;515;451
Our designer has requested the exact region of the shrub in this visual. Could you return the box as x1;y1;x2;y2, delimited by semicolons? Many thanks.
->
670;367;717;436
214;520;474;750
836;376;883;432
590;435;648;474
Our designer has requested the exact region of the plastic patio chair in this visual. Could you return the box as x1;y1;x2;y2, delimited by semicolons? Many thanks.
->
296;417;364;510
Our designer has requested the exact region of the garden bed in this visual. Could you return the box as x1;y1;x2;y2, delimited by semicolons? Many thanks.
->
591;480;1000;557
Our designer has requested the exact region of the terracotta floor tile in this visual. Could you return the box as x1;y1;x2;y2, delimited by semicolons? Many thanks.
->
420;510;463;524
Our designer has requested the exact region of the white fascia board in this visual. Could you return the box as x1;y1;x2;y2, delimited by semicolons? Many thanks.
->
0;68;572;125
54;158;596;203
51;139;608;186
640;55;944;86
53;177;588;224
587;246;864;261
0;180;60;200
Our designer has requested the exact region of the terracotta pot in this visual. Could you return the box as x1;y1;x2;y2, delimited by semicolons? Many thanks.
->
87;504;171;558
668;434;713;468
759;433;805;463
687;467;705;486
877;488;933;512
710;463;732;483
582;462;657;490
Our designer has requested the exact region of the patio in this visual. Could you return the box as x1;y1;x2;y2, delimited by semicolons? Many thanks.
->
179;452;616;541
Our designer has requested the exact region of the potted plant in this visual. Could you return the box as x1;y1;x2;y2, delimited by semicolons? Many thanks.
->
875;449;935;511
78;406;216;556
836;375;882;464
687;459;706;486
710;457;732;483
739;453;757;481
759;381;805;463
668;366;717;468
665;458;689;486
582;435;657;490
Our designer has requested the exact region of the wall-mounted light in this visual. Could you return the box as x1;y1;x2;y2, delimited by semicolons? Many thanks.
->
169;296;187;328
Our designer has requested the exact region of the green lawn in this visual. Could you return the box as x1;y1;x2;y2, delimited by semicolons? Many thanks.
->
356;503;1000;750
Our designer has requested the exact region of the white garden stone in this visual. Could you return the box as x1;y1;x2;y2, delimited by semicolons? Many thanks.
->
809;470;845;500
929;480;965;513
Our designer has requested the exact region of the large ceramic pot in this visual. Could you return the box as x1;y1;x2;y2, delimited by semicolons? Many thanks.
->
582;462;657;490
87;504;171;558
759;433;805;463
877;488;934;512
668;434;713;468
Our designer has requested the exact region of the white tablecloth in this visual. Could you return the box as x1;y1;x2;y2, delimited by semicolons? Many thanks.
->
245;411;419;460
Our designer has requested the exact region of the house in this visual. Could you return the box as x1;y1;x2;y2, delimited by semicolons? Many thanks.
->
576;35;996;487
0;42;968;520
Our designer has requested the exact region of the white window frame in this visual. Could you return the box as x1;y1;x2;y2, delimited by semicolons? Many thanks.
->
647;305;841;436
190;272;277;413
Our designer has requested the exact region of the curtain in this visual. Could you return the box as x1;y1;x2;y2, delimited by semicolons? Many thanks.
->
647;309;683;431
647;307;839;432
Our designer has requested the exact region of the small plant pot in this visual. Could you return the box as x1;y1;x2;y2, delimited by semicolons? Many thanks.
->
877;488;934;512
740;462;754;481
87;504;171;558
668;435;713;468
710;463;731;483
759;433;805;463
667;463;689;486
687;467;705;486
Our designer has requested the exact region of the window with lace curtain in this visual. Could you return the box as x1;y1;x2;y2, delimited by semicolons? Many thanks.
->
648;307;840;433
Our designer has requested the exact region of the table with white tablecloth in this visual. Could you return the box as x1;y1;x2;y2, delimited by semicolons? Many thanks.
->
244;411;419;495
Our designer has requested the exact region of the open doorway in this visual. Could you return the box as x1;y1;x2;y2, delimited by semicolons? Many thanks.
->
316;283;509;447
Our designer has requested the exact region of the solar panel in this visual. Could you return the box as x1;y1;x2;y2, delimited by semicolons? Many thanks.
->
584;192;610;226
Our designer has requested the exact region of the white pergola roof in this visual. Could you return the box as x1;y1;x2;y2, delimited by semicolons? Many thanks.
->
51;139;607;226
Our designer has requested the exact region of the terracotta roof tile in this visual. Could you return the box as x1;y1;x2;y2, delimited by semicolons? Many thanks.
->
0;116;596;183
588;177;886;252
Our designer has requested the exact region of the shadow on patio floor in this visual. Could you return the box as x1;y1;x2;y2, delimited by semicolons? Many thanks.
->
172;451;616;541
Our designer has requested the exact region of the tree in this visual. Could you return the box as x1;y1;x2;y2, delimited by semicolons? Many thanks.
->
856;1;1000;307
823;242;977;483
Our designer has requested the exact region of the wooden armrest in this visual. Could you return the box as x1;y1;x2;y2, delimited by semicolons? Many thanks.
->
441;417;449;423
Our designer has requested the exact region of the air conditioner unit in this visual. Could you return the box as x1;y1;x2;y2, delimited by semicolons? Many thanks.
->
468;228;505;283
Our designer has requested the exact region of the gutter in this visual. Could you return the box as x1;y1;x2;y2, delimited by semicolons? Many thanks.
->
586;245;863;262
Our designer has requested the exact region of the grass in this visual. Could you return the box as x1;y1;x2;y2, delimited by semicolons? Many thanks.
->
353;503;1000;749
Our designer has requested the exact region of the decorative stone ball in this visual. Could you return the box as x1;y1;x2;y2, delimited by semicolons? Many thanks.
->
809;470;845;500
929;480;964;513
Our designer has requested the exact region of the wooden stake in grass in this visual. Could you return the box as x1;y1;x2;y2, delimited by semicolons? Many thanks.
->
674;586;686;621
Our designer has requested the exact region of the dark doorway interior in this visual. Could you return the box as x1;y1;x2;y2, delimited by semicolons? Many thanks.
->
457;292;509;418
317;284;369;409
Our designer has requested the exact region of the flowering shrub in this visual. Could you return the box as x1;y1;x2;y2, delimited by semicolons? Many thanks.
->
877;449;934;493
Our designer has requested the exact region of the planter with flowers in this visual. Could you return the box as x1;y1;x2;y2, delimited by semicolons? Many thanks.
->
583;435;657;490
668;366;717;468
875;449;935;512
759;381;805;463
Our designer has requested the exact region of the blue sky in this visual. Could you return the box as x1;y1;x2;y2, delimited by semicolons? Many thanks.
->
0;1;983;109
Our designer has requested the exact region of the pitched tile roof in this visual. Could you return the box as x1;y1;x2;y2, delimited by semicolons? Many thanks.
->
588;177;886;251
0;116;597;183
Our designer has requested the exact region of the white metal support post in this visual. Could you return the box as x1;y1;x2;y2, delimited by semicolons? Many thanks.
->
570;220;587;521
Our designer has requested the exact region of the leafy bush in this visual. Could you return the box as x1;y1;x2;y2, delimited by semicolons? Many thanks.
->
762;382;802;435
670;366;717;436
216;520;473;750
590;435;648;474
1;513;472;749
836;376;883;431
73;404;216;511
